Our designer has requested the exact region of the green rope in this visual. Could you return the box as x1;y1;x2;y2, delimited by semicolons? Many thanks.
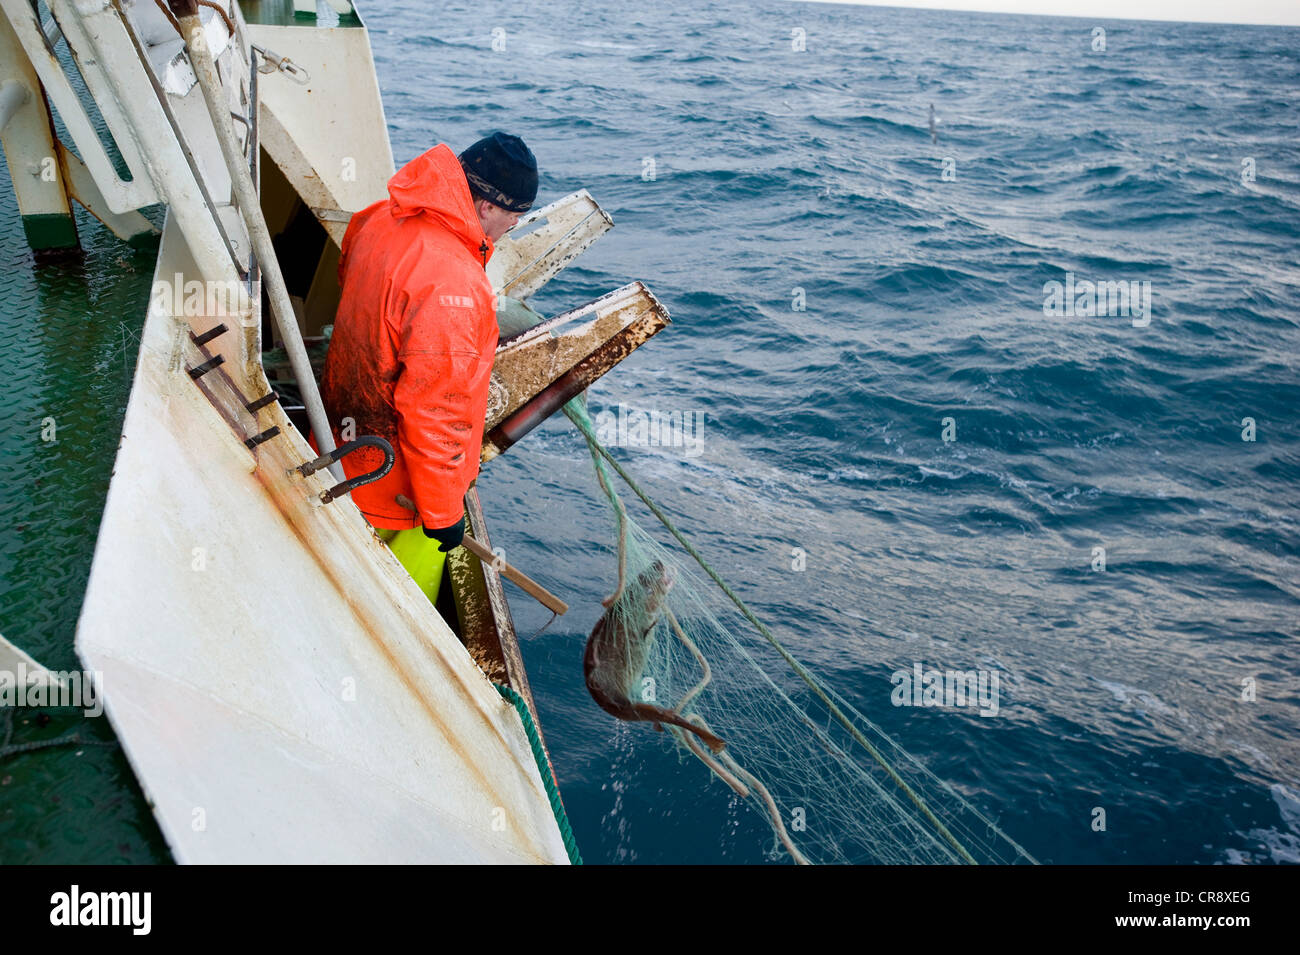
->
564;403;980;865
495;684;583;865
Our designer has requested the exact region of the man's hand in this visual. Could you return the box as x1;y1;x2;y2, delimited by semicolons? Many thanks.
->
422;515;466;552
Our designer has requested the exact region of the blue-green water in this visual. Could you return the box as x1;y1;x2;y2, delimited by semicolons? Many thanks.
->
372;0;1300;863
3;0;1298;864
0;198;168;862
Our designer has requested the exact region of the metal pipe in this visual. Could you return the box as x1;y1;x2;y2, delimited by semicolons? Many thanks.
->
0;80;29;133
167;1;343;480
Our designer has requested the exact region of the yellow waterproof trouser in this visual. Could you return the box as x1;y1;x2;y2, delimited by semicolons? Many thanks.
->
378;526;447;605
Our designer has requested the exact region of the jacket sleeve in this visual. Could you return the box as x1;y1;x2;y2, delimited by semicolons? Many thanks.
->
392;289;495;530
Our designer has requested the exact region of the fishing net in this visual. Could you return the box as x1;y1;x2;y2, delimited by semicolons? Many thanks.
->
565;396;1036;865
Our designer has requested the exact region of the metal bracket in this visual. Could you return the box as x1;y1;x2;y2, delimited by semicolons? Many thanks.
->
250;44;310;85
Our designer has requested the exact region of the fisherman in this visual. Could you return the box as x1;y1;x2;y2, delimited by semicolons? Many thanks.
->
317;132;538;601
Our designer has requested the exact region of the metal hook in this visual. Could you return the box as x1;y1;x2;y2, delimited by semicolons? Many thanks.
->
295;436;394;504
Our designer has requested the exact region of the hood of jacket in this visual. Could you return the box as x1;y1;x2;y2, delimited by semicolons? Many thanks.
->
386;143;493;263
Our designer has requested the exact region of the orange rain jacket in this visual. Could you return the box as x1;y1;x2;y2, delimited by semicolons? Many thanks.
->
318;144;498;531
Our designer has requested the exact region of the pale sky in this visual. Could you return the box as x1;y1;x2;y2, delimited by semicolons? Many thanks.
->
798;0;1300;27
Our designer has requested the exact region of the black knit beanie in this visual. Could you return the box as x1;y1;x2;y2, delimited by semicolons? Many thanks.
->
458;132;538;213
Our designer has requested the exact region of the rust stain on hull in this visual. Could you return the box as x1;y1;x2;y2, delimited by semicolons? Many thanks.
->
179;344;550;855
251;450;517;827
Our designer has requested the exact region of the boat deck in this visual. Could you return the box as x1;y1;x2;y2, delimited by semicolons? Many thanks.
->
0;175;170;864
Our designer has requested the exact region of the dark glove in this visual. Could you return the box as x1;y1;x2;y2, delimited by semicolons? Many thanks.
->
422;515;465;552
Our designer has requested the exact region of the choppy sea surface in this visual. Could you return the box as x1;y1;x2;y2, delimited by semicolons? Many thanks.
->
375;0;1300;864
3;0;1298;863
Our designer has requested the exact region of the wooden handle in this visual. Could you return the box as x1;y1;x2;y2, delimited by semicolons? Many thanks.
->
461;534;568;616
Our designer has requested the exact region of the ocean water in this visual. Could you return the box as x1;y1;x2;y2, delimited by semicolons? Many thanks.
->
2;0;1297;864
371;0;1300;863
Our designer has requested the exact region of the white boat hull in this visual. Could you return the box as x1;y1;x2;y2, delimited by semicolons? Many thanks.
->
76;218;570;865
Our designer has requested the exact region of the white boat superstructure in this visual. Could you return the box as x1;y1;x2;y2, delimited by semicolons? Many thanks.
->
1;0;668;863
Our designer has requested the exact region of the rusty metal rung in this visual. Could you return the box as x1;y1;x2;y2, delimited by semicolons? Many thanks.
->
244;426;280;449
190;323;228;348
245;391;279;413
187;354;225;379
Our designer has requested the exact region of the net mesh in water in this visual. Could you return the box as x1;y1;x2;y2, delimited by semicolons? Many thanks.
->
565;396;1036;865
